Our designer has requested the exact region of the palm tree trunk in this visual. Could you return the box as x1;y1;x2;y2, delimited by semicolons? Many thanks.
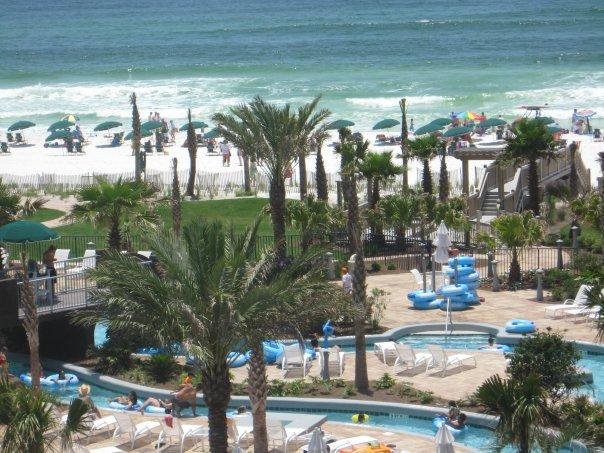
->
316;147;328;201
299;152;307;200
528;158;540;215
399;98;409;192
247;341;269;453
342;170;369;393
510;248;521;285
269;175;287;262
366;178;373;207
20;252;41;391
107;219;121;250
201;366;231;453
243;153;251;193
171;158;181;236
422;159;433;194
438;154;450;201
569;143;578;200
186;147;197;197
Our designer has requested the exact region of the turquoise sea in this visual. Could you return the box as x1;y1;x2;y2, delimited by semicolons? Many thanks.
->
1;0;603;130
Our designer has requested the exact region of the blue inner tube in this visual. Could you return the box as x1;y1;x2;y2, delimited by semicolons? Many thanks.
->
479;344;512;353
263;340;285;364
432;416;468;437
448;256;475;267
108;401;142;412
440;284;468;297
227;351;250;368
407;290;437;303
413;299;443;310
439;299;469;311
449;292;479;305
505;319;536;334
444;266;475;277
20;373;80;386
455;272;480;283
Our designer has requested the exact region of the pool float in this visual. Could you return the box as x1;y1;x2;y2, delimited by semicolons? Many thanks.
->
432;415;468;437
444;266;475;277
479;344;512;353
20;373;79;386
412;298;442;310
407;290;437;303
227;351;250;368
439;284;468;297
448;256;475;267
449;292;479;305
455;272;480;284
108;401;143;412
439;299;468;311
459;281;479;291
263;340;285;364
505;319;536;334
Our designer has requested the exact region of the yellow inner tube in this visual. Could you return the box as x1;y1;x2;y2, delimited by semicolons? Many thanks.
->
351;413;370;423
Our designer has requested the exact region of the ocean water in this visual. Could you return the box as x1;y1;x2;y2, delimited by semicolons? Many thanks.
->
1;0;603;130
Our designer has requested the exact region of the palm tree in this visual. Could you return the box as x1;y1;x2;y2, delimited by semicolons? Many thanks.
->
438;143;450;201
285;195;345;251
585;285;604;341
0;177;20;226
359;151;402;208
378;193;416;249
171;158;181;236
399;98;409;191
568;141;579;200
216;96;330;261
130;93;144;182
497;119;558;215
336;131;370;393
20;252;42;391
312;127;330;201
490;211;544;285
74;220;342;452
69;177;158;250
476;374;559;453
408;134;439;194
185;109;197;197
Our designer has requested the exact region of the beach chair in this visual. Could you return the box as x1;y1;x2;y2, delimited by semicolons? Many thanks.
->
566;306;601;324
60;412;117;437
67;249;96;274
112;412;160;450
1;142;9;154
53;248;71;273
410;269;431;290
318;347;346;377
426;344;476;377
6;133;14;143
156;416;208;453
373;341;398;364
72;444;126;453
227;417;253;450
75;141;85;153
281;343;311;377
544;285;592;318
393;343;432;374
266;418;306;452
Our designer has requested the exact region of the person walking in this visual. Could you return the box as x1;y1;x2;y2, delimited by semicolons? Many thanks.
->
220;140;231;167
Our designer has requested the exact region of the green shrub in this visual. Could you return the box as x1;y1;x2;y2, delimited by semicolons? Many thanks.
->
418;390;435;404
146;354;179;383
373;373;396;390
370;262;382;272
386;263;397;271
342;384;357;398
543;268;578;300
94;347;133;375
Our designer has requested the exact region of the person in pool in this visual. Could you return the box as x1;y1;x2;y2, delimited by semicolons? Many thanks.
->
109;391;138;410
448;412;466;429
139;396;173;415
442;401;460;422
351;413;369;423
171;383;202;417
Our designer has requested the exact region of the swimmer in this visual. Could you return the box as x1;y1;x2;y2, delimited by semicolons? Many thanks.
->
351;413;369;423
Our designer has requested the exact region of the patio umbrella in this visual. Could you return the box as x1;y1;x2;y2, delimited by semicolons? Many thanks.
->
61;114;79;123
431;118;452;127
547;125;565;134
0;221;59;244
433;221;452;290
576;109;596;118
443;125;473;138
415;122;444;135
203;128;221;139
124;129;152;140
455;111;484;122
373;118;400;130
179;121;209;131
45;130;73;142
141;120;163;131
326;119;355;130
533;117;555;125
8;120;36;131
435;424;455;453
47;119;73;132
94;121;122;132
479;118;507;128
307;428;329;453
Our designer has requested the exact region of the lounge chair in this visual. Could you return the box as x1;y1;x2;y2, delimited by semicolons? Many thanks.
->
318;347;346;377
410;269;431;290
227;417;253;450
72;445;125;453
67;249;96;274
281;343;311;377
373;341;398;364
6;133;14;143
393;343;432;374
544;285;592;318
60;412;117;438
16;132;26;144
53;248;71;273
156;417;208;453
426;344;476;377
1;142;9;154
566;306;601;324
266;419;306;452
112;412;160;450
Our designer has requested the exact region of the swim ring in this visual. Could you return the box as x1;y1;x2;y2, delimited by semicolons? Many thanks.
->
439;284;468;297
432;415;468;437
20;373;80;386
108;401;142;412
449;292;479;305
227;351;250;368
263;340;285;364
407;290;437;303
505;319;536;334
455;272;480;284
439;299;468;311
412;299;443;310
479;344;512;353
459;281;479;291
444;266;475;277
448;256;475;267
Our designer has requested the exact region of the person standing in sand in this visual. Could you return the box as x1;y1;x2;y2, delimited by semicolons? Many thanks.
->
220;140;231;166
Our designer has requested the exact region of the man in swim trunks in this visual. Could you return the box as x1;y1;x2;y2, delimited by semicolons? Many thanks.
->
171;383;202;417
139;396;173;415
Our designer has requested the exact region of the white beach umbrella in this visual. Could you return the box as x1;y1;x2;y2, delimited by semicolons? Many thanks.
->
433;221;452;264
307;427;329;453
435;424;455;453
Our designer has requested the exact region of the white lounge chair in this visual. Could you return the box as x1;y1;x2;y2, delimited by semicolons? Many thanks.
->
393;343;432;374
281;343;311;377
410;269;432;290
156;417;208;453
544;285;592;318
227;417;253;450
566;306;601;324
72;445;125;453
373;341;398;364
426;344;476;377
318;347;346;377
60;412;117;437
53;248;70;272
266;418;306;452
112;412;160;449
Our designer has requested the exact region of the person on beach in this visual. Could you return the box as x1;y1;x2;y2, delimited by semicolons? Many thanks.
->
75;384;102;418
42;245;57;299
220;140;231;166
169;120;178;142
181;371;194;387
310;333;320;351
341;266;352;295
207;138;215;154
148;112;153;122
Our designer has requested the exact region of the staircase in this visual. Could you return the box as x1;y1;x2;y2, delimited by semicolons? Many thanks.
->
481;190;500;215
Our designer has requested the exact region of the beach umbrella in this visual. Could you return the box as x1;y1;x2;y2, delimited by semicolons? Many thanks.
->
479;118;507;128
0;221;59;244
432;221;452;290
124;129;153;140
443;125;473;138
431;118;453;127
373;118;400;130
307;428;329;453
61;114;79;123
453;111;484;122
47;119;73;132
326;119;355;130
415;122;445;135
576;109;596;118
203;128;221;139
94;121;122;132
45;130;73;142
141;120;163;131
547;125;565;134
179;121;209;131
435;424;455;453
8;120;36;131
533;117;555;125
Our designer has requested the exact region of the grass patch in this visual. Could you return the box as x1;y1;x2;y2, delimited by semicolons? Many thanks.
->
23;208;64;223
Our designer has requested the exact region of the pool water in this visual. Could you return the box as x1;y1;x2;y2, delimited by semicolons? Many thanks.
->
341;333;492;353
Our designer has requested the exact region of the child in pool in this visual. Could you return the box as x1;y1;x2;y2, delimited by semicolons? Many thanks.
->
448;412;466;429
